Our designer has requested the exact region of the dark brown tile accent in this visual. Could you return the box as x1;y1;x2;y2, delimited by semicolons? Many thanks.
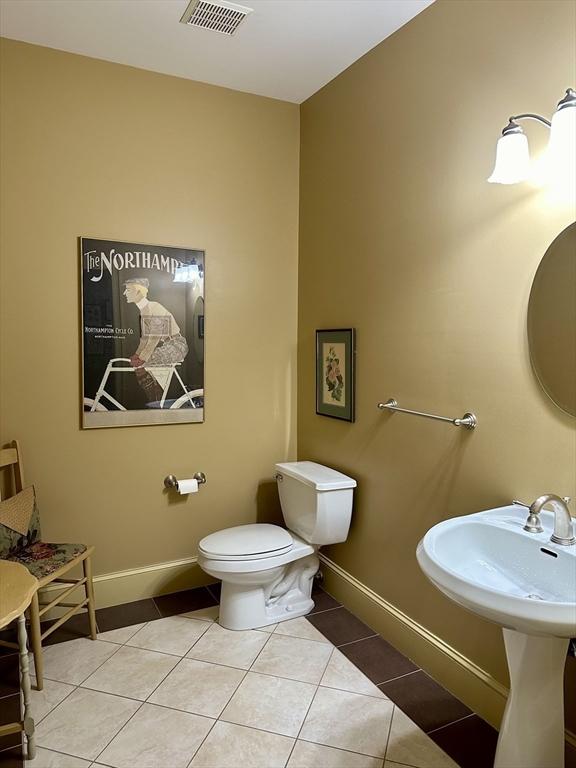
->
206;582;221;602
0;657;19;699
429;714;498;768
0;627;18;658
0;745;23;768
309;587;340;614
0;696;22;752
154;587;218;618
42;611;96;646
0;738;20;757
96;598;161;632
306;607;375;646
339;634;418;684
379;670;471;733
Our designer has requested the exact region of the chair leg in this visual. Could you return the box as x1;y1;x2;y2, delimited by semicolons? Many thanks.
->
28;592;43;691
83;556;97;640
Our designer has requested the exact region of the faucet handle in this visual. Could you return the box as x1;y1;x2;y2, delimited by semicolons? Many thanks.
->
563;496;571;506
523;512;544;533
512;499;544;533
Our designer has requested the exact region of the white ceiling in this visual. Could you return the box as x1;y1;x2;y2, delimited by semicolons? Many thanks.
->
0;0;434;103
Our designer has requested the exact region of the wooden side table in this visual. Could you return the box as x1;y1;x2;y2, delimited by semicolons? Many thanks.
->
0;561;38;760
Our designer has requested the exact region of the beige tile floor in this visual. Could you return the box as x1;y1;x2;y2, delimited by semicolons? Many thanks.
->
25;610;459;768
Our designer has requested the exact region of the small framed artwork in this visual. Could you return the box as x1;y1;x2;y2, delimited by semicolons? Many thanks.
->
316;328;355;422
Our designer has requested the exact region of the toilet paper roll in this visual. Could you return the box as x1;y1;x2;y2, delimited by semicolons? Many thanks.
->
178;478;199;495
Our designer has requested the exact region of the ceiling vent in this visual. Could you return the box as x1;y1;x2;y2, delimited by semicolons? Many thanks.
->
180;0;253;36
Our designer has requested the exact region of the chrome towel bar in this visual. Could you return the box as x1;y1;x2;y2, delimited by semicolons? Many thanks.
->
377;398;477;429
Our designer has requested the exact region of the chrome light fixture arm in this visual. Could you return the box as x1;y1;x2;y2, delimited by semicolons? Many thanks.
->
488;88;575;184
501;114;551;134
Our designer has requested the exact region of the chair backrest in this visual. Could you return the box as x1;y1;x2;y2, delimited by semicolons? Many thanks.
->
0;440;24;502
0;441;41;557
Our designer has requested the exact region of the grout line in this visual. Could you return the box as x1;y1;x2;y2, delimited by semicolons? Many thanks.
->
216;715;304;740
146;597;167;620
267;627;334;647
95;607;160;636
92;698;146;764
29;679;79;726
182;666;254;766
121;616;214;659
307;604;342;616
0;739;21;759
65;684;142;705
246;627;274;673
219;665;326;686
82;648;180;705
336;632;380;648
377;669;420;686
43;620;219;668
427;712;475;735
382;703;397;764
205;584;220;602
281;678;321;765
183;718;219;768
319;643;336;685
28;638;125;691
318;682;390;701
297;734;392;763
22;745;92;765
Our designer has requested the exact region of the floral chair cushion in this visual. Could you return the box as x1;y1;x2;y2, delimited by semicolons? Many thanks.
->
7;541;87;580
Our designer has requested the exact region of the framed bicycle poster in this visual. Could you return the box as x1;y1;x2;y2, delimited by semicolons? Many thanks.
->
81;237;205;428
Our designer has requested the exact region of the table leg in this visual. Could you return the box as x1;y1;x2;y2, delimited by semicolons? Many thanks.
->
17;614;35;760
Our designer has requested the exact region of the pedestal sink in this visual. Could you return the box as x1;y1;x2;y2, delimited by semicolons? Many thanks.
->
416;505;576;768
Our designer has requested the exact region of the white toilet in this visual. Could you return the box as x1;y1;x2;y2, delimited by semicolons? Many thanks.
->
197;461;356;630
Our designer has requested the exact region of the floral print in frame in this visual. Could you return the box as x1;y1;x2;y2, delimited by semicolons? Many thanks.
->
315;329;355;422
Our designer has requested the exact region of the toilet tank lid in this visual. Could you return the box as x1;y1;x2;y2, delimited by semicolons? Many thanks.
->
275;461;356;490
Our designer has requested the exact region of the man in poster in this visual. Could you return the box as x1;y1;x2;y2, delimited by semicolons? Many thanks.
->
123;277;189;403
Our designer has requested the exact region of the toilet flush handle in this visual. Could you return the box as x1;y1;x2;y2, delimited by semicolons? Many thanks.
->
275;473;284;482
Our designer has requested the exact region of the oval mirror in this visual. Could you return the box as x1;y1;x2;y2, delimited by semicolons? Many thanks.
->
527;222;576;416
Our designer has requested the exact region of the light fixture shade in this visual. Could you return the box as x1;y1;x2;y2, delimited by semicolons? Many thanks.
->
487;131;531;184
173;263;200;282
547;105;576;172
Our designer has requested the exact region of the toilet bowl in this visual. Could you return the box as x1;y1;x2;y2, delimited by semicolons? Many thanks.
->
198;462;356;630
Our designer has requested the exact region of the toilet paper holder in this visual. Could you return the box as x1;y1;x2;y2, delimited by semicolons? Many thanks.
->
164;473;207;491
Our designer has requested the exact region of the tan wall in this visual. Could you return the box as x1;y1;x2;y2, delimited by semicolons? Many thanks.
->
0;39;300;575
299;0;575;717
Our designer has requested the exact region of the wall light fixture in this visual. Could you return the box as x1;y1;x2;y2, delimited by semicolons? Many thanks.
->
488;88;576;184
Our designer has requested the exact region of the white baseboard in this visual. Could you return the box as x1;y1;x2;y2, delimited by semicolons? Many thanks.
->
318;553;576;748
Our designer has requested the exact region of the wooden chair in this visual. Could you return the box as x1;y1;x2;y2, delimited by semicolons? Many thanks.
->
0;440;96;690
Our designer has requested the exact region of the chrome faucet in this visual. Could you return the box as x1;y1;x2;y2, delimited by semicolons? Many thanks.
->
524;494;575;546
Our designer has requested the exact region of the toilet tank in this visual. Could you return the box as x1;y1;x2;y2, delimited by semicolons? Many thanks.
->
275;461;356;545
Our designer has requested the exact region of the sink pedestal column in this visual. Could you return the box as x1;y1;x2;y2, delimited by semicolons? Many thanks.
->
495;629;569;768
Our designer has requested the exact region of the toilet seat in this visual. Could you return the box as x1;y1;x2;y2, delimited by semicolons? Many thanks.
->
198;523;294;561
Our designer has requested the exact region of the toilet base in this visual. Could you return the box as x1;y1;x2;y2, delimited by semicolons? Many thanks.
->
217;553;319;631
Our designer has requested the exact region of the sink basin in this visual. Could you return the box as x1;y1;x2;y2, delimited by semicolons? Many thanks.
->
417;504;576;768
416;504;576;637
